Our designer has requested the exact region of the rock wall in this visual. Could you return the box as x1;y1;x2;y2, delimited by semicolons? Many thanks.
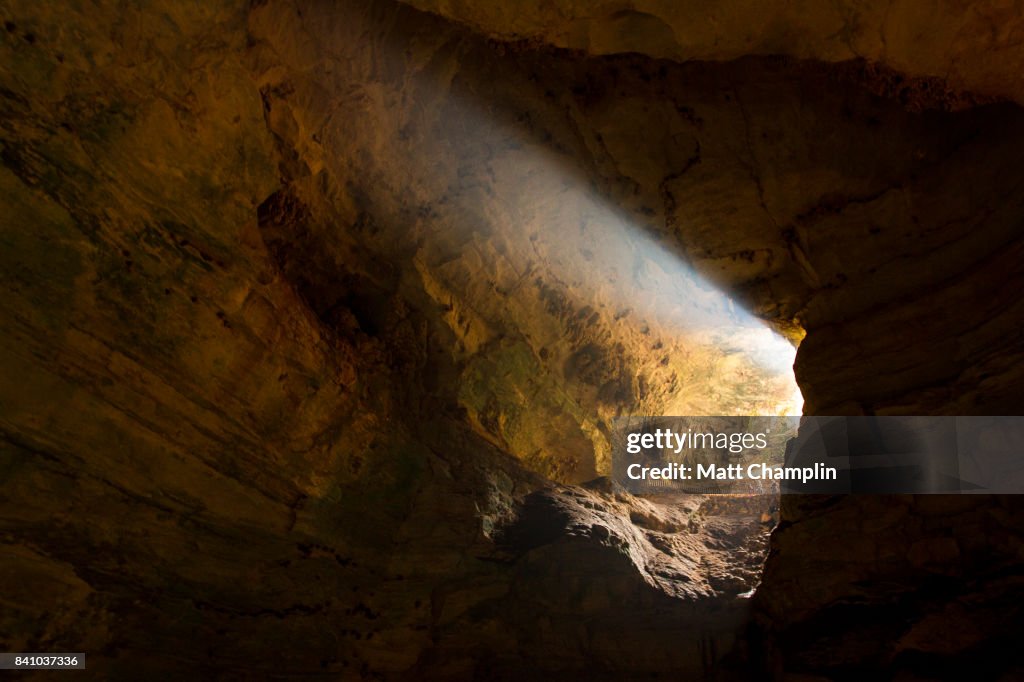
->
367;4;1024;677
0;0;784;676
249;0;803;483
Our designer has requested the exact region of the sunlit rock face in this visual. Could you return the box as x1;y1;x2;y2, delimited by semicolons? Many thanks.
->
2;0;1024;679
250;0;803;484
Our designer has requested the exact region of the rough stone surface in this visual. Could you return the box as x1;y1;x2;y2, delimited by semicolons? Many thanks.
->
400;0;1024;106
755;494;1024;680
2;0;1024;679
249;0;803;483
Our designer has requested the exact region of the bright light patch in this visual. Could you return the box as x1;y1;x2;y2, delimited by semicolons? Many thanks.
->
343;41;805;419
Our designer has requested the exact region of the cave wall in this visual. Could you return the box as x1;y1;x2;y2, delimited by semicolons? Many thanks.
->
0;0;784;676
0;0;525;676
2;0;1024;679
249;0;804;483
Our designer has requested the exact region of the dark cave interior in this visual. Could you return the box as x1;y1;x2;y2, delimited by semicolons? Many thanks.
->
2;0;1024;679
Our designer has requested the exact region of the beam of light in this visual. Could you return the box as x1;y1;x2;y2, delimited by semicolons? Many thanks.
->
295;4;804;429
407;88;804;418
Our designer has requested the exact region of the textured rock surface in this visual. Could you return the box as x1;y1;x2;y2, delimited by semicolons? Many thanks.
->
415;483;776;679
755;494;1024;680
2;0;1024;679
0;0;784;676
400;0;1024;105
249;0;803;483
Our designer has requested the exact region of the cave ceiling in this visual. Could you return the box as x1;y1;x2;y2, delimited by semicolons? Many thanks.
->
400;0;1024;106
3;0;1024;678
